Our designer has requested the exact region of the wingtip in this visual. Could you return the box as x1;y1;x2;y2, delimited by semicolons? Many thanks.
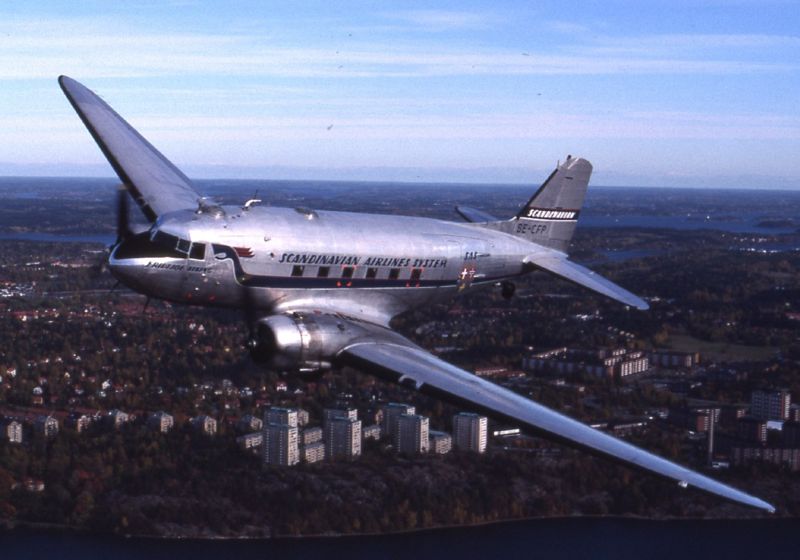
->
759;500;777;514
58;75;77;94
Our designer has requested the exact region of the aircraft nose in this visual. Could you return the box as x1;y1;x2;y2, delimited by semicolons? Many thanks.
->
108;239;150;291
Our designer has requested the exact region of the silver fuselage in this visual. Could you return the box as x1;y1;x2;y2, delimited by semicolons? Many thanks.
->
109;204;549;325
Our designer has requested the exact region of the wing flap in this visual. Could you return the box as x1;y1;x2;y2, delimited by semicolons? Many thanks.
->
528;253;649;310
59;76;201;221
338;336;773;513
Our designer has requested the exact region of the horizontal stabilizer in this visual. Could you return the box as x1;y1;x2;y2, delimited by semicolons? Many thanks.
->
455;205;499;223
59;76;201;221
527;253;649;310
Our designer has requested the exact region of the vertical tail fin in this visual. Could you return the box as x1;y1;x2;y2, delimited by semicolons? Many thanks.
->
505;156;592;252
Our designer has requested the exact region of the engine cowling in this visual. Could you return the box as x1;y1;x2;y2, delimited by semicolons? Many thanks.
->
249;312;372;371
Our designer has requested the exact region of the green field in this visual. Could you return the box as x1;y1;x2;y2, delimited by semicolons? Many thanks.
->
666;334;777;363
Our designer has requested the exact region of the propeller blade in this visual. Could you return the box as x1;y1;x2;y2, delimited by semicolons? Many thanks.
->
116;186;131;245
242;282;258;344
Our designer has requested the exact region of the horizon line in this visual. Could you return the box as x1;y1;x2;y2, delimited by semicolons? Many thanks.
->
1;174;799;192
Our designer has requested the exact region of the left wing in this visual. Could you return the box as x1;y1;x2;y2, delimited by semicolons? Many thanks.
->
59;76;201;221
334;320;773;512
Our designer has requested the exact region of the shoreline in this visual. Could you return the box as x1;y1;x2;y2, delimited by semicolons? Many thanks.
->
1;512;791;541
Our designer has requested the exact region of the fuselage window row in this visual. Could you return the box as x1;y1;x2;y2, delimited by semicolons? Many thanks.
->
286;265;425;281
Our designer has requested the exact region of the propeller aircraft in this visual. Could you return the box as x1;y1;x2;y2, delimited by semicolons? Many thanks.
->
59;75;774;513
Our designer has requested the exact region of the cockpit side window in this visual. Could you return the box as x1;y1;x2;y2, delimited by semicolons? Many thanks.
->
177;238;191;255
149;230;193;258
152;230;178;249
189;243;205;260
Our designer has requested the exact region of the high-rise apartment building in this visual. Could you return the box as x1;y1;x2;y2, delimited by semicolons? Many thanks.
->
381;403;415;438
395;414;429;454
327;417;362;460
263;423;299;466
453;412;487;453
266;407;299;428
751;390;791;421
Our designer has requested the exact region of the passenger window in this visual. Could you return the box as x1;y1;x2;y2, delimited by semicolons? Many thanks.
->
189;243;205;260
410;268;422;281
317;266;330;278
342;266;354;279
388;268;400;280
366;267;378;279
291;265;305;277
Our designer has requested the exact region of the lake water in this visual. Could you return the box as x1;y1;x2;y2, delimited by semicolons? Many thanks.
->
1;517;797;560
0;232;114;245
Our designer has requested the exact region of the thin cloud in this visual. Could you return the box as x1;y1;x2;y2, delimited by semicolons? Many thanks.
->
574;33;800;57
383;10;500;32
545;20;593;35
1;16;796;80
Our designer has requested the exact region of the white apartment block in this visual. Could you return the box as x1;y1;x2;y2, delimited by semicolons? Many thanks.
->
363;424;382;441
193;415;218;435
266;407;299;428
109;409;130;429
238;414;263;432
6;420;22;443
429;430;452;454
70;414;92;434
237;431;263;450
381;403;415;438
34;415;59;438
395;414;429;454
453;412;487;453
297;409;310;426
263;423;299;466
301;426;323;445
301;441;325;464
324;407;358;424
327;418;361;461
149;411;174;433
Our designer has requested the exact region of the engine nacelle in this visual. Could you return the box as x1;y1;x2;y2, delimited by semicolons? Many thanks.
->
249;312;371;371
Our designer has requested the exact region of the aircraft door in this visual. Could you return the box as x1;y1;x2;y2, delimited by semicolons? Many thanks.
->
182;241;216;304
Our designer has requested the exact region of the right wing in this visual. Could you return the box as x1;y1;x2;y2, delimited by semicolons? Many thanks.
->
455;205;500;223
334;320;774;513
59;76;201;221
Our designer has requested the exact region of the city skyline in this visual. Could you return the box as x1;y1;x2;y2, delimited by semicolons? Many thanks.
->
1;1;798;188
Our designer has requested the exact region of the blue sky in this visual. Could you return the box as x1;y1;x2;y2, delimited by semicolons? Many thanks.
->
1;0;798;187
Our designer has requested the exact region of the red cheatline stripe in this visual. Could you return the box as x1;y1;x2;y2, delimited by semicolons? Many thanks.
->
233;247;254;258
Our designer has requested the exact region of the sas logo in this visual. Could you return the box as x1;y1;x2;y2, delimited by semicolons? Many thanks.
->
524;207;579;221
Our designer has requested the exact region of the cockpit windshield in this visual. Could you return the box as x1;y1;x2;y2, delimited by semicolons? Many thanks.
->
114;229;206;260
